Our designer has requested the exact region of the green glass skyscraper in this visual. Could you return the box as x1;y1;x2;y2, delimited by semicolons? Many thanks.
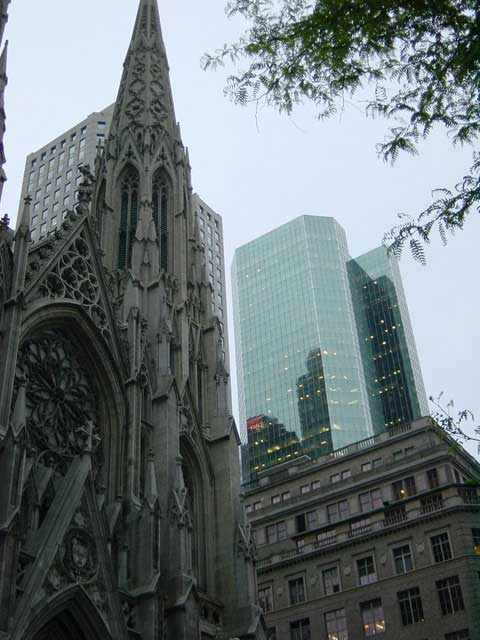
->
232;216;428;481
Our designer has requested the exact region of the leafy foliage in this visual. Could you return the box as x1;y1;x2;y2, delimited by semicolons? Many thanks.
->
430;392;480;454
203;0;480;259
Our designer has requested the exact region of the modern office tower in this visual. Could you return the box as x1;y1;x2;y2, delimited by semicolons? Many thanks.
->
16;104;115;238
244;417;480;640
349;246;428;429
233;215;428;481
243;415;304;479
192;194;229;350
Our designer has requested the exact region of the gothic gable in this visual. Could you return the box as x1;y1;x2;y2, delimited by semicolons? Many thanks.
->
22;211;126;370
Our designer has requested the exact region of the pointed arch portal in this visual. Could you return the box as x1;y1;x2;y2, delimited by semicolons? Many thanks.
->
34;614;87;640
22;586;113;640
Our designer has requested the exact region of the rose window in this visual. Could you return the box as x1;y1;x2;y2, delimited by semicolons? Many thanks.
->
16;330;100;459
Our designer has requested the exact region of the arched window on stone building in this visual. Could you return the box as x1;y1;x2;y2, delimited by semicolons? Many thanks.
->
117;165;139;269
152;169;170;272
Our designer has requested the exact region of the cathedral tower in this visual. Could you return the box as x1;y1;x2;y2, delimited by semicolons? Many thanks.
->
0;1;264;638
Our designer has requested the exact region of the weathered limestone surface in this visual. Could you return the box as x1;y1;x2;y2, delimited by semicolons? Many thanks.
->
0;2;264;638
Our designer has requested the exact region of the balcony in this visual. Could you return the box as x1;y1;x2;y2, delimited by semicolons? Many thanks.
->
459;488;480;505
383;506;407;526
257;497;445;570
255;485;479;571
348;522;374;538
256;534;338;568
420;494;444;514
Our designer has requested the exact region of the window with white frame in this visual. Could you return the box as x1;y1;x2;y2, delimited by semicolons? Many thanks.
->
359;489;382;512
392;544;413;574
325;609;348;640
397;587;424;625
266;521;287;544
322;565;341;595
258;584;273;613
360;599;385;636
290;618;310;640
431;532;452;563
327;500;349;523
392;476;416;500
357;555;377;586
436;576;465;615
288;576;306;605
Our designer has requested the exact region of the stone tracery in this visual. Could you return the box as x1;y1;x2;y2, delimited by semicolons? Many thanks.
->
37;231;111;343
15;330;100;460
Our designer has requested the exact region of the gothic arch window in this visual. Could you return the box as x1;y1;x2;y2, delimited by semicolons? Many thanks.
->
180;444;209;592
117;165;139;269
152;169;170;272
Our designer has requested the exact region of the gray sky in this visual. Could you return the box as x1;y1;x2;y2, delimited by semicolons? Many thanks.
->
4;1;479;456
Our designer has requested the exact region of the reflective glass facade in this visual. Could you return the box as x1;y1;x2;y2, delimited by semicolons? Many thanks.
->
233;216;428;481
349;246;428;428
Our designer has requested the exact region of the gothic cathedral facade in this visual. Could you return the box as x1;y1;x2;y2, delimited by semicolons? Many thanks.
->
0;1;264;638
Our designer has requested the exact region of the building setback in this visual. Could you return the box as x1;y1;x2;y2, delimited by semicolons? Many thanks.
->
244;417;480;640
233;216;428;481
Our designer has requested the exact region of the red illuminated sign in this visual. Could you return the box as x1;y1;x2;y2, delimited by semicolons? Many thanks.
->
247;416;263;430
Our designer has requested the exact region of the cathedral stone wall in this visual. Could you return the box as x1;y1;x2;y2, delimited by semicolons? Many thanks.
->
0;2;265;639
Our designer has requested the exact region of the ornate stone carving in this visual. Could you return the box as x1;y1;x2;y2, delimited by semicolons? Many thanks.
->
122;599;137;630
107;4;173;161
168;485;192;530
45;566;62;594
61;528;98;583
75;163;96;216
15;331;101;460
87;578;108;614
178;403;194;439
237;524;256;562
36;231;111;342
214;358;229;386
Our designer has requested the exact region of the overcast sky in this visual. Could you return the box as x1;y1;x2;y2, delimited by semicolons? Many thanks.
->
4;1;479;457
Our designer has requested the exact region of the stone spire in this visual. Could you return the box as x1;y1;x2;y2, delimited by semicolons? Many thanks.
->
0;1;10;48
106;0;177;159
0;39;7;203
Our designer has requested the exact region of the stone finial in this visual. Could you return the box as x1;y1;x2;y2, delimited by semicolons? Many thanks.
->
75;163;96;216
144;448;159;507
16;196;31;239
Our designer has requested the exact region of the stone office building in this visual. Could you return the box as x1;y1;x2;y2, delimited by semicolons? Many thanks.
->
0;1;264;639
244;417;480;639
16;105;115;241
